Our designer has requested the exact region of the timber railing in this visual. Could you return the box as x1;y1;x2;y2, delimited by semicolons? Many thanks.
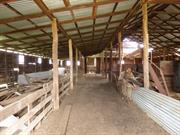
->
149;61;169;96
0;75;70;135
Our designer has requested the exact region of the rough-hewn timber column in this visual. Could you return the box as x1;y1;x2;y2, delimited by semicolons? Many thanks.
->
109;42;113;82
69;39;73;90
105;48;107;78
118;32;123;79
75;48;78;82
101;51;104;74
52;18;59;110
142;0;149;88
84;57;87;74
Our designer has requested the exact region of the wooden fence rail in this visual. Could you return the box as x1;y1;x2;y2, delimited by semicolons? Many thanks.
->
0;75;70;135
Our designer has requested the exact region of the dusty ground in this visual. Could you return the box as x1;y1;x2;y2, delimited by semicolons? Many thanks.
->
32;76;168;135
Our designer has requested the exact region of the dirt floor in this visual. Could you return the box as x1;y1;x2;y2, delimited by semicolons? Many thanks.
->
32;75;168;135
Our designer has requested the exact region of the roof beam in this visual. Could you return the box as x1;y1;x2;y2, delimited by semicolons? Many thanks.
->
148;0;180;4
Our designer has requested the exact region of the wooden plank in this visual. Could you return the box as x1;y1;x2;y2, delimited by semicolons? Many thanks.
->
19;103;53;135
0;88;50;122
59;105;72;135
148;0;180;4
60;82;70;92
69;39;73;90
52;18;59;110
1;96;52;135
142;0;149;88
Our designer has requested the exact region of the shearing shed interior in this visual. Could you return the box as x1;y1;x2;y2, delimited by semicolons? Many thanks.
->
0;0;180;135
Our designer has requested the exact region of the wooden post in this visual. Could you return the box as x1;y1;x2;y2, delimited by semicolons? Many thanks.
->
52;18;59;110
109;42;113;82
75;48;78;82
105;48;107;78
4;50;8;84
69;39;73;90
84;57;87;74
118;32;123;79
101;51;104;75
142;0;150;88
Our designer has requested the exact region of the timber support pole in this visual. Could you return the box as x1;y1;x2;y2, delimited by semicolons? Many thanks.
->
75;48;78;82
69;39;74;90
109;42;113;82
142;0;150;88
118;32;123;79
105;48;107;78
84;57;87;74
101;51;104;75
52;18;59;110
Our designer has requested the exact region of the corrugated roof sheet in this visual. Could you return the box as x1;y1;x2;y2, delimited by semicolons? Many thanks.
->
0;25;14;33
31;16;51;26
77;20;93;27
8;33;27;38
8;20;34;29
43;0;65;9
0;5;19;19
111;14;127;22
54;11;72;21
25;30;44;35
74;7;92;18
115;0;136;12
9;0;42;15
97;3;114;15
96;17;109;24
69;0;93;5
62;23;76;30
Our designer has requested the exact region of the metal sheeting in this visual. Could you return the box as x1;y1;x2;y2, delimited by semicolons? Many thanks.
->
69;0;93;5
67;30;78;35
31;16;51;26
95;25;106;30
111;14;127;22
0;25;14;33
9;0;41;15
96;17;109;24
54;11;72;21
6;41;22;45
8;20;33;29
62;23;76;30
74;8;92;18
97;3;114;15
43;0;64;9
132;88;180;135
8;33;27;38
115;0;136;12
77;20;93;27
80;28;92;33
0;5;19;19
25;30;43;36
108;22;120;28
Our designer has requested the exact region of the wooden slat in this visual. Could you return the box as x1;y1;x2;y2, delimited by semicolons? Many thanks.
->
59;105;72;135
0;88;50;122
19;103;52;135
1;95;52;135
